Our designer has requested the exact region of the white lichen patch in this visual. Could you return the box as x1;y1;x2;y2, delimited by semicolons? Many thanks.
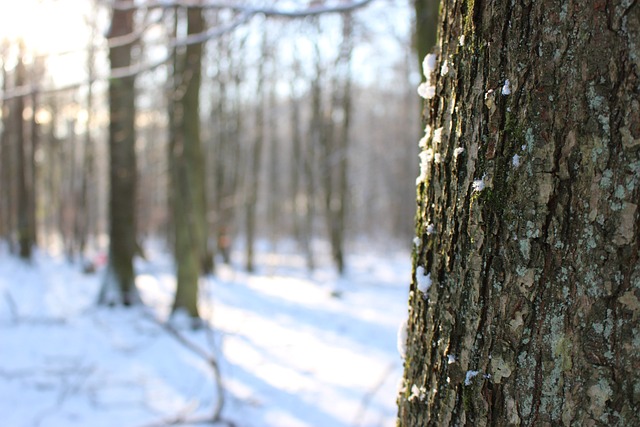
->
454;147;465;158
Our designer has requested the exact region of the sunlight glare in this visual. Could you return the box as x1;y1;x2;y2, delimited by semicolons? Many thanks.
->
0;0;89;57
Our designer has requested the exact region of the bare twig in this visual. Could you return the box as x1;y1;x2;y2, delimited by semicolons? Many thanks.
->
141;310;226;424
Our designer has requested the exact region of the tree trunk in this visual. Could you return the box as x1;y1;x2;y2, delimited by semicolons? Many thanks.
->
245;29;267;273
399;1;640;426
0;45;13;248
170;5;208;319
98;2;139;306
15;45;32;260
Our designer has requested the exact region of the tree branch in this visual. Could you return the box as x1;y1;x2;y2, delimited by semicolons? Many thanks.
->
106;0;375;17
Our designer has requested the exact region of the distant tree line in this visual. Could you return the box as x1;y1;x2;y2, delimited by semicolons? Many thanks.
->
0;0;420;321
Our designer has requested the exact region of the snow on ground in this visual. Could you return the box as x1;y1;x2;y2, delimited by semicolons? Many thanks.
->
0;243;410;427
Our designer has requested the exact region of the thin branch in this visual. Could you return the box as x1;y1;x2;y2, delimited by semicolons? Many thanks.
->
1;11;251;101
106;0;375;17
141;310;226;423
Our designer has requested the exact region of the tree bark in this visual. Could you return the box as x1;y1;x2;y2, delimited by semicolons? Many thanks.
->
399;0;640;426
98;2;139;305
170;4;208;319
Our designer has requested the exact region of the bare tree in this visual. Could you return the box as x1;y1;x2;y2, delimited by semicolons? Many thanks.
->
98;1;140;305
169;3;209;319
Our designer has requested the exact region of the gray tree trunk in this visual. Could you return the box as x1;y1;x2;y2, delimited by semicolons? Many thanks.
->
399;0;640;425
98;2;139;306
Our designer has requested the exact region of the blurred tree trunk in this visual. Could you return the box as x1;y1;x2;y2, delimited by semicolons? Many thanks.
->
267;54;281;252
210;27;244;266
289;51;303;249
0;44;12;248
15;43;33;260
413;0;439;70
98;2;139;305
170;4;208;319
399;0;640;425
245;28;267;273
77;17;98;259
328;12;354;275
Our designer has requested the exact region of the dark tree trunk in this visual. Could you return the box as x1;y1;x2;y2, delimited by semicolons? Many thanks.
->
15;46;32;260
98;2;139;306
414;0;440;68
399;0;640;426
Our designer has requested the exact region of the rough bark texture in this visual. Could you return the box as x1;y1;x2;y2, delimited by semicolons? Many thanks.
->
399;0;639;426
99;3;139;305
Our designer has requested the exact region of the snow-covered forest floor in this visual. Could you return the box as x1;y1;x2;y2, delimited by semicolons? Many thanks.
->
0;241;410;427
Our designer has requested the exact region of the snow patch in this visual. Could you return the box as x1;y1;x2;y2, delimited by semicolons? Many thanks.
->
397;321;408;358
472;177;486;192
415;266;432;295
464;370;480;386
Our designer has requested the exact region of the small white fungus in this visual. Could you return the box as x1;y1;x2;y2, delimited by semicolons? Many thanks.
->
464;370;480;386
440;60;449;76
426;223;435;235
418;134;428;148
416;266;432;294
434;153;442;164
433;127;444;144
413;236;421;247
502;79;511;96
417;83;436;99
422;53;437;79
416;149;434;185
512;154;521;168
447;354;456;364
459;35;465;46
454;147;465;158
